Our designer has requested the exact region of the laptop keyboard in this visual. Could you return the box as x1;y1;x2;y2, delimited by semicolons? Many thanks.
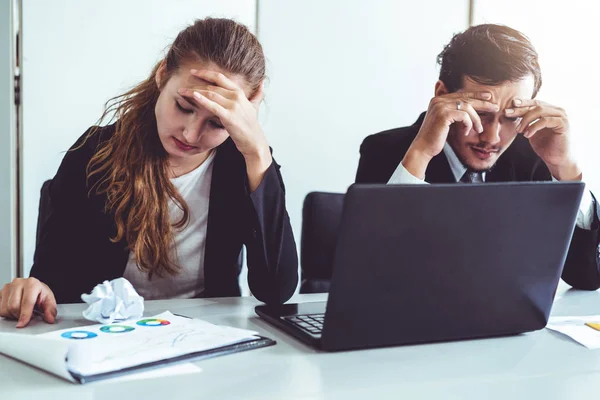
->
282;313;325;336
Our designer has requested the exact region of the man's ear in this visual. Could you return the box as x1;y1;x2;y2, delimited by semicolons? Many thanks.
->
155;61;167;88
434;80;450;97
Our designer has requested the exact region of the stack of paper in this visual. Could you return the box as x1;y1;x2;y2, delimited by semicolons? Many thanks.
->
546;315;600;349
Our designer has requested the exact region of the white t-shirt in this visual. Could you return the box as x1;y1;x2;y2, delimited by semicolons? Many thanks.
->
123;151;216;300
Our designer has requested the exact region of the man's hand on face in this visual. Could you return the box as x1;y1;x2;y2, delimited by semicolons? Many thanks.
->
402;91;499;179
505;99;582;181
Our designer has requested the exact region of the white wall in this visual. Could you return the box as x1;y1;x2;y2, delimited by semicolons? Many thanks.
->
258;0;469;255
21;0;257;277
0;0;17;285
20;0;471;290
473;0;600;194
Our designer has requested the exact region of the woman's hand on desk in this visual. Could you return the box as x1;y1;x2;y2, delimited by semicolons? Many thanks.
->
0;277;57;328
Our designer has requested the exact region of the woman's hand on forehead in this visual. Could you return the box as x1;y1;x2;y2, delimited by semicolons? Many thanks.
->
187;69;252;97
178;69;263;110
176;68;270;190
176;68;267;158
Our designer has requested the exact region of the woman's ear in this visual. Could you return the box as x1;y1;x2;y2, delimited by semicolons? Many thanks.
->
155;61;167;88
434;80;450;97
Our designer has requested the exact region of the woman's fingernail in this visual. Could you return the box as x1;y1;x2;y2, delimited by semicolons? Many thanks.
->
190;69;198;74
513;99;522;106
505;109;514;114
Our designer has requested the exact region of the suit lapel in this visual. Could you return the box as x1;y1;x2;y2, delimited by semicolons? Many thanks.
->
486;152;515;182
425;152;456;184
203;139;245;297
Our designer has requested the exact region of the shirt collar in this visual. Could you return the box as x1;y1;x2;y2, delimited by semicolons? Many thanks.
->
442;142;487;182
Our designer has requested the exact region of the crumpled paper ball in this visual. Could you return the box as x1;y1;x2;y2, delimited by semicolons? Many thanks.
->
81;278;144;324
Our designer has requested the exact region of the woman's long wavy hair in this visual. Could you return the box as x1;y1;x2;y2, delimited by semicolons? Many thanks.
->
85;18;265;278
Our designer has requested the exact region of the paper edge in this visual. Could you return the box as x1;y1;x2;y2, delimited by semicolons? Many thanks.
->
0;332;76;382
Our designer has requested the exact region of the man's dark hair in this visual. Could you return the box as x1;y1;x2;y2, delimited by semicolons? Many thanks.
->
437;24;542;97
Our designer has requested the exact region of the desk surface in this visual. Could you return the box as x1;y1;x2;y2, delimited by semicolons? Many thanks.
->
1;283;600;400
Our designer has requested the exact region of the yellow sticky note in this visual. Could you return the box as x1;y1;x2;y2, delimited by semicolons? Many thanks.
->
585;322;600;331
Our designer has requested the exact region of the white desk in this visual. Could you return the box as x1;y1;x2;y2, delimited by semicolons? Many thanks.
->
1;283;599;400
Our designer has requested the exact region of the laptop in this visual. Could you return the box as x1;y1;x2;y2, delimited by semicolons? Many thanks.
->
255;182;584;351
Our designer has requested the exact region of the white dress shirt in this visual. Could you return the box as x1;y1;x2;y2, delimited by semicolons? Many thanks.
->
124;150;216;299
387;142;596;230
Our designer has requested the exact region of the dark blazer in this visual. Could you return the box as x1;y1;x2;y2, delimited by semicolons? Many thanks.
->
30;124;298;304
356;112;600;291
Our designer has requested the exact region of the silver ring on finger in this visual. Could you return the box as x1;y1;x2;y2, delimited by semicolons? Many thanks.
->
456;101;462;111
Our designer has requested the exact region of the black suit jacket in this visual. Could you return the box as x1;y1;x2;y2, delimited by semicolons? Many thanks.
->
30;124;298;304
356;112;600;290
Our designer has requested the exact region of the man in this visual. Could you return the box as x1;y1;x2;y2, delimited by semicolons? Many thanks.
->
355;24;600;290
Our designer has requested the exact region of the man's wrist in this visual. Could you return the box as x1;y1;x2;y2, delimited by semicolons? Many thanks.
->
548;161;582;181
402;146;433;180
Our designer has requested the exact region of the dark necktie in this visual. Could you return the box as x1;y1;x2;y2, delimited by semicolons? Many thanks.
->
460;170;484;183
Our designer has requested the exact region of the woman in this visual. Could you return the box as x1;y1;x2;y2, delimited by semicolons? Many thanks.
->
0;18;298;328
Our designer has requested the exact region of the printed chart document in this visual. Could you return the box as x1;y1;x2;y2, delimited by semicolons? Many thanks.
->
0;311;274;383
